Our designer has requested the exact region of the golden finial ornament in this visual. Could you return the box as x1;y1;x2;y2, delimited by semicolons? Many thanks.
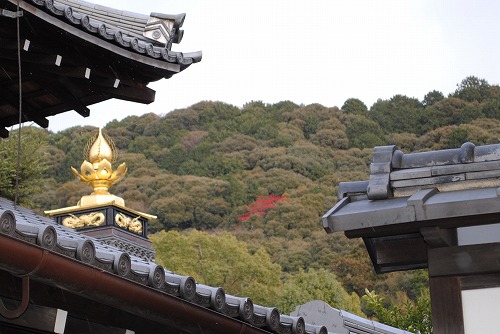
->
44;127;156;237
70;128;127;207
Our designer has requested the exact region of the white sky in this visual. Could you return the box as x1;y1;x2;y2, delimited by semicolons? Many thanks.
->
46;0;500;132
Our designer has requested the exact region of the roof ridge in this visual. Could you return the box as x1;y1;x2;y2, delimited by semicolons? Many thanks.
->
0;197;329;334
23;0;201;65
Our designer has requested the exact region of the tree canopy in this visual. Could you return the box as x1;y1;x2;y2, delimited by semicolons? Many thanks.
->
151;229;282;306
0;127;48;206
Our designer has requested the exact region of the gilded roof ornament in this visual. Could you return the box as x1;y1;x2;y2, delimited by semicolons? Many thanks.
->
87;127;115;164
45;127;156;227
70;128;127;207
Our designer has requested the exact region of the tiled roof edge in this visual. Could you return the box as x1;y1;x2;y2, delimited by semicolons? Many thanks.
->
338;141;500;200
23;0;201;66
0;199;329;334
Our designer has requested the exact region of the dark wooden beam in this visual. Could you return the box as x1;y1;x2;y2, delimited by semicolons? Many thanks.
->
0;90;49;128
429;242;500;277
430;276;464;334
0;127;9;138
0;37;19;50
44;81;90;117
0;70;16;82
0;270;166;334
0;49;62;67
420;226;457;248
0;113;49;129
103;85;156;104
40;94;108;118
0;60;94;118
364;234;428;273
0;52;93;82
0;299;59;332
29;63;92;81
461;272;500;290
0;299;131;334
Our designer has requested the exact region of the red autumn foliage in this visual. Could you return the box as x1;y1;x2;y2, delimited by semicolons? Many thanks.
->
238;195;287;222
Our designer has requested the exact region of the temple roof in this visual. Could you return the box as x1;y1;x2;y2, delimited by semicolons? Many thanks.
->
323;142;500;273
292;300;412;334
0;0;201;137
0;197;333;334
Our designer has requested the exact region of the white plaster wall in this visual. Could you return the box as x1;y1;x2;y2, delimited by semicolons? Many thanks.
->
462;287;500;334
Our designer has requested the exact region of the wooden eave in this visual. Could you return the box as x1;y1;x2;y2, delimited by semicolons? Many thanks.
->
0;0;200;137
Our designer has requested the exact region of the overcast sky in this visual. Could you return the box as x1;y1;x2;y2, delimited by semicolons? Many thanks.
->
46;0;500;132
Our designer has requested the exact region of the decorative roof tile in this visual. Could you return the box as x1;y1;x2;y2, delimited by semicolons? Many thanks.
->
24;0;202;65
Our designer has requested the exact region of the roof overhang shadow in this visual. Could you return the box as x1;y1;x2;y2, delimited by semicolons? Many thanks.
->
0;0;201;137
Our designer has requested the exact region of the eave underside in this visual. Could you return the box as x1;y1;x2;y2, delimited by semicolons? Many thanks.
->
0;0;184;136
324;187;500;273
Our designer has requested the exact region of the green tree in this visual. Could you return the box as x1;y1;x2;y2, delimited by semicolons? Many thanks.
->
341;98;368;114
158;144;188;172
370;95;423;134
363;289;432;334
48;125;96;182
422;90;444;106
242;167;312;196
310;128;349;149
447;127;469;148
151;229;282;306
345;115;386;149
416;97;471;134
149;175;232;229
0;127;48;207
452;76;491;102
275;268;362;315
481;85;500;119
333;244;379;297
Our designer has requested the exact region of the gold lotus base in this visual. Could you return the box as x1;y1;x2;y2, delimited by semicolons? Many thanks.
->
79;194;125;207
45;203;157;221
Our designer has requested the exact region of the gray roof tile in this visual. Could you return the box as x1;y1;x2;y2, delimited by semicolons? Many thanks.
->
324;141;500;234
22;0;202;65
0;197;346;334
292;301;410;334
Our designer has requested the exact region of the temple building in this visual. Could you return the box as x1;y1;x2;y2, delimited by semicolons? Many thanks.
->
324;142;500;334
0;0;201;137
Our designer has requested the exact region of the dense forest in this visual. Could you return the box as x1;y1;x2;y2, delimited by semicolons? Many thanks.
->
2;76;499;332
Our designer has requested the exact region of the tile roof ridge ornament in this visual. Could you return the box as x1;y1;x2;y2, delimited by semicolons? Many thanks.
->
23;0;202;65
144;13;185;45
340;141;500;201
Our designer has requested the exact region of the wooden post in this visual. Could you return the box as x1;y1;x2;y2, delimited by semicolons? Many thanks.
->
429;276;464;334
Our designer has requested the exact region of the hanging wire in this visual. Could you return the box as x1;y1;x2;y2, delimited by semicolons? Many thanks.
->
14;0;22;207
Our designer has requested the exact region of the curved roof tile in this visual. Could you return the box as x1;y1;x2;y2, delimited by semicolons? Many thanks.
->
25;0;201;65
0;198;328;334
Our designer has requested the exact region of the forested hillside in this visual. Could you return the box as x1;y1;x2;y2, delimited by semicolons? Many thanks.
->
2;76;499;329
